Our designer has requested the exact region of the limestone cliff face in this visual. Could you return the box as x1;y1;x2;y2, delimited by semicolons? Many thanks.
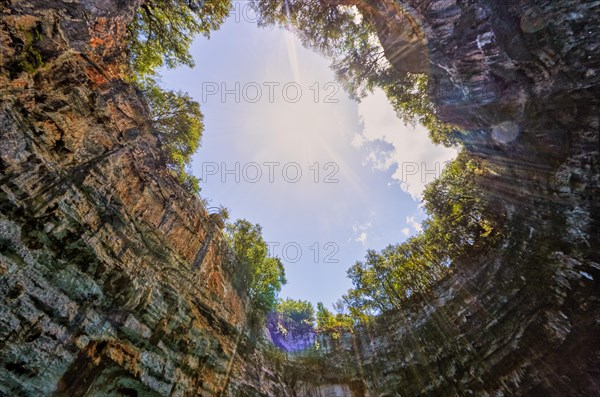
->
0;1;286;396
278;1;599;395
277;1;600;395
0;1;598;397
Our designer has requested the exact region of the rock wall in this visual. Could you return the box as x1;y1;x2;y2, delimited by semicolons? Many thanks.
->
276;1;600;395
0;0;598;396
280;0;599;395
0;1;288;396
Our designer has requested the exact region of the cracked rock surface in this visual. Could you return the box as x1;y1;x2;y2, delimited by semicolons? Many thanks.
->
0;0;598;396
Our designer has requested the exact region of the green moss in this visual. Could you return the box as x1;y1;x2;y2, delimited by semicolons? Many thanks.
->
11;26;45;76
263;345;287;366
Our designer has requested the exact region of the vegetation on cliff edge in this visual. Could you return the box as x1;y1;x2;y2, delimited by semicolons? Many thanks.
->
141;79;203;193
125;0;506;330
250;0;461;146
126;0;231;193
226;219;287;327
342;152;505;321
127;0;230;81
270;299;353;340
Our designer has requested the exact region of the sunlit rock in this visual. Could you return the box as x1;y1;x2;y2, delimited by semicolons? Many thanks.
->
0;0;597;396
520;6;550;33
491;121;521;144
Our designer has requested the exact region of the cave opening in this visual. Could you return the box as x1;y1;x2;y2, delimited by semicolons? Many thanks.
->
0;0;598;395
128;0;598;369
138;0;598;357
158;1;456;311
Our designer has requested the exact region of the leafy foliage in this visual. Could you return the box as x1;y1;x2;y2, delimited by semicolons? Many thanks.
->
422;152;503;256
343;153;505;320
142;79;203;193
380;74;461;146
250;0;459;145
226;219;287;323
126;1;231;193
253;1;363;56
272;298;315;336
127;0;231;80
315;302;353;338
270;299;354;339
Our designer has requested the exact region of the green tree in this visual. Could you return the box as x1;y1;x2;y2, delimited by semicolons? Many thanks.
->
143;79;203;193
422;152;503;258
252;0;359;55
342;153;505;321
125;0;229;193
272;298;315;336
343;251;394;317
381;74;460;146
342;242;438;318
128;0;231;80
251;0;382;93
226;219;287;323
250;0;459;146
315;302;352;338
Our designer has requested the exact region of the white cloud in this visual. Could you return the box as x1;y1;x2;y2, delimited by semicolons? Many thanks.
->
354;89;457;200
351;132;366;149
353;222;372;245
401;228;410;236
406;216;423;233
356;232;368;244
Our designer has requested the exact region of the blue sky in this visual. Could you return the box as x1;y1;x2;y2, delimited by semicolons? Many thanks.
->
160;8;456;308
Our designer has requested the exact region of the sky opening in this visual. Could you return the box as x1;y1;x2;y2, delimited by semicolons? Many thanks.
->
160;6;456;308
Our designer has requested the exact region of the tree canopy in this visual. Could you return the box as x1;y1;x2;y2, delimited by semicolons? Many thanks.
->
270;299;352;340
422;152;502;257
126;1;231;193
128;0;231;80
226;219;287;323
142;79;203;193
343;153;505;320
315;302;353;338
271;298;315;336
250;0;460;146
